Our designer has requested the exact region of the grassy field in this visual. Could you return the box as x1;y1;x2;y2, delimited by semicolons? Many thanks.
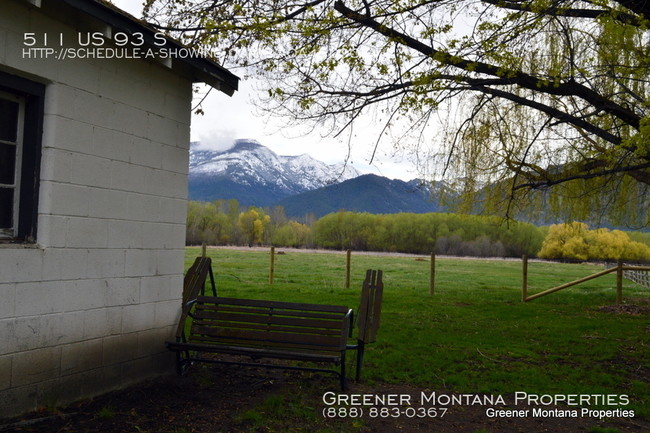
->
184;247;650;418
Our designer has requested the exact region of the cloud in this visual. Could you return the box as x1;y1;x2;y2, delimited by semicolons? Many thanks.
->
195;130;238;152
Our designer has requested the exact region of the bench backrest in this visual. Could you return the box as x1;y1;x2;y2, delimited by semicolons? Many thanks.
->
189;296;352;354
357;269;383;344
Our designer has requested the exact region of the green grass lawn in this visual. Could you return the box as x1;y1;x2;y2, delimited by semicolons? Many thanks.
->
185;247;650;417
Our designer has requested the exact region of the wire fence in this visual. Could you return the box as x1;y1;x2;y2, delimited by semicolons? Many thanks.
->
605;262;650;289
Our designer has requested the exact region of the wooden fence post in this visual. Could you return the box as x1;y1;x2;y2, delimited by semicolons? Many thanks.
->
616;258;623;304
201;243;207;258
522;254;528;302
429;252;436;295
269;246;275;285
345;250;351;289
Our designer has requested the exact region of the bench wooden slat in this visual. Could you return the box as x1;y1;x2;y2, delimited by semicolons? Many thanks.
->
188;336;344;356
194;304;347;321
166;341;343;363
192;309;347;330
192;319;344;338
190;325;346;349
196;296;349;313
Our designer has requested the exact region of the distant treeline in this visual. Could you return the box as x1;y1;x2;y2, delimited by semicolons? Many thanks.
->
313;211;543;257
186;200;650;260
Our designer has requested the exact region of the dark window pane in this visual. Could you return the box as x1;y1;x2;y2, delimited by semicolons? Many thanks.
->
0;98;19;143
0;187;13;229
0;143;16;184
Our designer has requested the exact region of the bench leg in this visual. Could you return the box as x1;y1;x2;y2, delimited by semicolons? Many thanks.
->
340;351;347;391
355;341;365;382
175;350;192;376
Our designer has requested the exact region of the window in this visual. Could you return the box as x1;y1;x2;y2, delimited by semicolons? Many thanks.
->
0;91;25;238
0;71;45;243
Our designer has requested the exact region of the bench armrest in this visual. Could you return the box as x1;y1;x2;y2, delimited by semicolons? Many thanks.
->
174;298;199;342
346;309;354;338
185;298;198;319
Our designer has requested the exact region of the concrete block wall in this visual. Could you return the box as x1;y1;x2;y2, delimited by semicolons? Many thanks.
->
0;1;192;417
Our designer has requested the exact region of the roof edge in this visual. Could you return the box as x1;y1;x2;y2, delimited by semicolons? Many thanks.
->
43;0;239;95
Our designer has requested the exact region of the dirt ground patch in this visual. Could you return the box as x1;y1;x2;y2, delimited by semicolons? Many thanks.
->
599;297;650;316
2;363;648;433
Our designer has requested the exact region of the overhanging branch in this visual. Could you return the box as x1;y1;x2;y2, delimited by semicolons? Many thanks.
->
513;161;650;189
333;0;642;132
482;0;645;27
295;71;626;147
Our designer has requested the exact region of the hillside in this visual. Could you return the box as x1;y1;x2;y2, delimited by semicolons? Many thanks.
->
277;174;447;217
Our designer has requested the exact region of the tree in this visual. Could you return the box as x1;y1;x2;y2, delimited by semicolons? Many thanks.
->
272;220;313;247
312;210;543;255
239;207;271;245
538;222;650;260
144;0;649;226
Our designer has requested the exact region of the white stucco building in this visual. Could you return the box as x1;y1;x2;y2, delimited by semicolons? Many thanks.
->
0;0;238;417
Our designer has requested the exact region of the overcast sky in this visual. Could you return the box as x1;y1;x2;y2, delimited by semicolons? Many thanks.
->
111;0;419;180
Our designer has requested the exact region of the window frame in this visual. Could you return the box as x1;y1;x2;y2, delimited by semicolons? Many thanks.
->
0;70;45;243
0;90;26;239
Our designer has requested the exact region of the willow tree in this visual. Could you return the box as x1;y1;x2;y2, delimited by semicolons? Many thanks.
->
143;0;650;226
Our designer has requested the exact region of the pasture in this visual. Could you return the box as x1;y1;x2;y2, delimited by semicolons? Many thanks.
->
185;246;650;424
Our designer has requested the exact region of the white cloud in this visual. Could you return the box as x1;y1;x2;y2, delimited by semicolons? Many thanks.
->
193;130;237;152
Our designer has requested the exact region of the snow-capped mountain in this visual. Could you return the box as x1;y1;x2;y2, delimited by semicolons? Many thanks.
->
188;139;360;205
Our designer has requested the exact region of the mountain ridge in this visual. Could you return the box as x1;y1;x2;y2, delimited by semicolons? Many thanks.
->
188;139;360;206
277;173;446;217
188;139;447;215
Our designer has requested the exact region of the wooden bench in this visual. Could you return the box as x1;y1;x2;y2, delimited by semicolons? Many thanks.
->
167;297;353;389
166;268;383;389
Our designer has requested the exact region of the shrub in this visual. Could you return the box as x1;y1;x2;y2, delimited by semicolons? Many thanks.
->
538;222;650;261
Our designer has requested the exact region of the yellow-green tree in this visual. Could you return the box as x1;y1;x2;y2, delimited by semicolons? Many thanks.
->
186;201;236;245
272;221;312;247
539;222;650;260
239;207;271;246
